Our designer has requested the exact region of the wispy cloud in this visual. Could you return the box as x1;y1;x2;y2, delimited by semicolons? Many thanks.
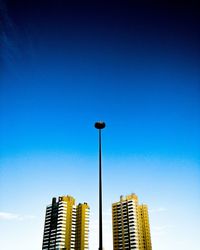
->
149;207;167;213
0;0;22;71
152;225;175;236
0;212;36;221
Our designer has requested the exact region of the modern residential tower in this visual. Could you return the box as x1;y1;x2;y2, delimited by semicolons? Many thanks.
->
42;195;90;250
75;203;90;250
112;193;152;250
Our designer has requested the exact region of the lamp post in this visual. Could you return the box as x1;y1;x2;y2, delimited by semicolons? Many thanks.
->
94;121;106;250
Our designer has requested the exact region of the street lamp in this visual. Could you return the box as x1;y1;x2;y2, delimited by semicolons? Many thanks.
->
94;121;106;250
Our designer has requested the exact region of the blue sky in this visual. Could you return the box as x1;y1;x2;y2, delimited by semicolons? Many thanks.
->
0;1;200;249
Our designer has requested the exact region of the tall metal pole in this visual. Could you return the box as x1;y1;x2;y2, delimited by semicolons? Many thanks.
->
95;121;106;250
99;129;102;250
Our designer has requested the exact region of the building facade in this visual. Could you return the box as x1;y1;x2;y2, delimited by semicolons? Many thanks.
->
75;203;90;250
42;195;89;250
112;194;152;250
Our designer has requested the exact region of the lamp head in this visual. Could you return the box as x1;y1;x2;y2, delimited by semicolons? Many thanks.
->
94;121;106;129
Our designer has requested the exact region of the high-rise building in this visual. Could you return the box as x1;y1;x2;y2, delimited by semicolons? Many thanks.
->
42;195;90;250
112;193;152;250
75;203;90;250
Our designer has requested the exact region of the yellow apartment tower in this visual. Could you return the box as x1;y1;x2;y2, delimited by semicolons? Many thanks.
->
42;195;90;250
112;193;152;250
76;203;90;250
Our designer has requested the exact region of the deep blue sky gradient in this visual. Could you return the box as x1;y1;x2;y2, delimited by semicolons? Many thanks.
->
1;0;199;158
